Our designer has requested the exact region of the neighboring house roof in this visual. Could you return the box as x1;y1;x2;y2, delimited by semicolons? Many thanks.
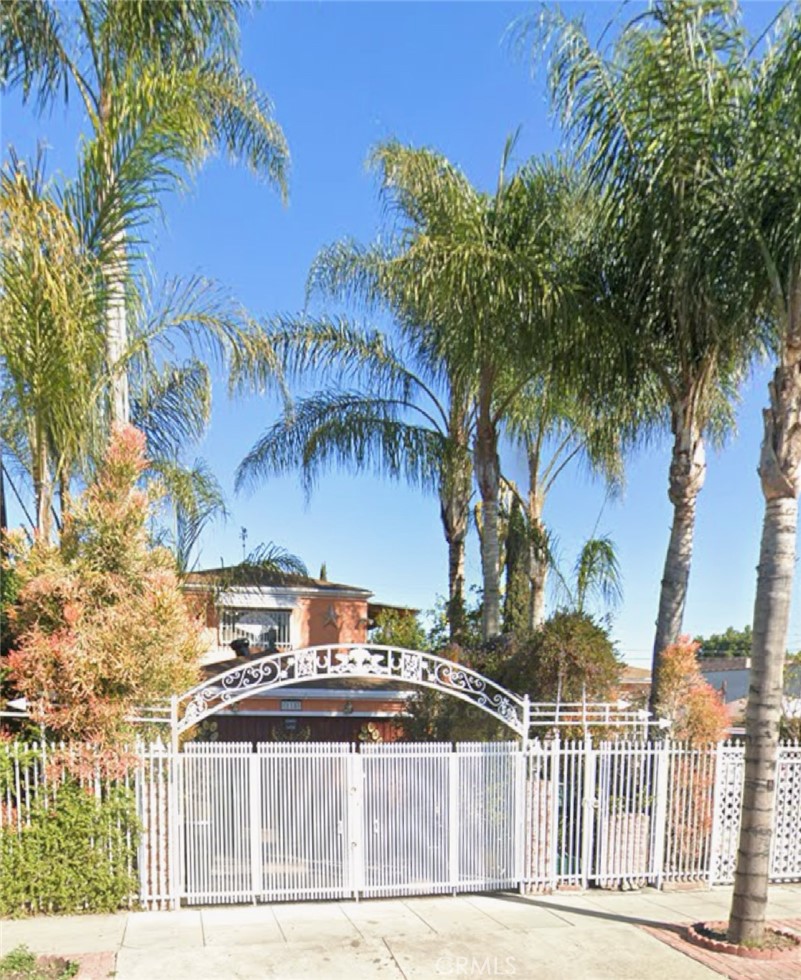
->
184;568;421;621
184;566;372;599
367;600;420;619
698;656;751;672
619;666;651;688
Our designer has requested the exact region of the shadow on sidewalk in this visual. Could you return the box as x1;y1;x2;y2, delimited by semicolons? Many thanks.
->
478;890;689;932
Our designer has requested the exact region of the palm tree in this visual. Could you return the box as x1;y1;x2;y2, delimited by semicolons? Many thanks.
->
1;0;288;424
0;153;251;547
538;0;764;705
727;8;801;946
350;140;571;640
570;535;623;619
0;153;105;539
235;317;474;642
505;378;624;629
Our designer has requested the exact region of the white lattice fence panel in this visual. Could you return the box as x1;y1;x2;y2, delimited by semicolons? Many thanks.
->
710;745;744;884
771;744;801;881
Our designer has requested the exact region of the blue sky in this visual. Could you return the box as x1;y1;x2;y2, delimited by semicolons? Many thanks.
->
1;1;791;667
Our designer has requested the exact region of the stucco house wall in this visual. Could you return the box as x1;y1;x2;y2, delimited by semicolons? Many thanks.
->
183;569;372;660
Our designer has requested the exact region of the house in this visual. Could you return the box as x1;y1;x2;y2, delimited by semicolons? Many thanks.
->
617;665;651;703
698;656;752;704
182;566;414;742
702;656;801;736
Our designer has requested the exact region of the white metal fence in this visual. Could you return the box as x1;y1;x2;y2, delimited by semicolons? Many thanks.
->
3;738;801;909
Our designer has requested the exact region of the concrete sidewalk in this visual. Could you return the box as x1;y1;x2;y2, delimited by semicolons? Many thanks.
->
1;885;800;979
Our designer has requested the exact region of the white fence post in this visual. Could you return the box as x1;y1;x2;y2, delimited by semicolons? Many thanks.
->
449;749;459;894
348;749;364;899
548;737;560;890
249;752;262;901
515;743;527;894
650;738;670;889
167;744;182;909
581;737;595;890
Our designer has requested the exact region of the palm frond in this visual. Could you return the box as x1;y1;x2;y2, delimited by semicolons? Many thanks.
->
222;542;308;584
573;535;623;615
236;391;446;499
131;359;211;462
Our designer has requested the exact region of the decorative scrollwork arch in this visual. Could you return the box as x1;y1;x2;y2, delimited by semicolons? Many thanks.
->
175;644;527;738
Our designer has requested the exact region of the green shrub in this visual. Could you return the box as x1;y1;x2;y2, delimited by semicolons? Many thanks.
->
0;945;77;980
0;780;138;916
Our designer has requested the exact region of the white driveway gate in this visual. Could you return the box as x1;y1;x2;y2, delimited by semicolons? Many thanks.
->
178;741;522;904
4;736;801;910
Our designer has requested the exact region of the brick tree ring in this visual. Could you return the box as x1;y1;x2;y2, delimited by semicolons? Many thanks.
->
685;921;801;960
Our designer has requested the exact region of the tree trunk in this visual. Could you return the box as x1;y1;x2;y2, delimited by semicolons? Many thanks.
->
32;432;52;542
0;437;7;553
440;408;472;644
528;489;547;630
58;469;71;527
99;86;130;427
475;379;501;640
728;345;801;944
440;486;468;645
445;526;467;642
503;497;530;633
106;229;130;425
650;397;706;712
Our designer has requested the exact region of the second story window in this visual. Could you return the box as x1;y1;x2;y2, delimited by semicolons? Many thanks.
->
219;608;292;650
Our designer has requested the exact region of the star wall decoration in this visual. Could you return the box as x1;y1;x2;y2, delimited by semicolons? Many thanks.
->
323;603;341;628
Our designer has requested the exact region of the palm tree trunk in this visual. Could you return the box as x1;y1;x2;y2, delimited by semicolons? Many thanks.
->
0;438;7;553
106;230;130;425
58;470;71;526
650;399;706;711
528;489;547;629
445;527;467;642
475;381;501;640
440;412;472;644
32;433;52;541
440;477;468;644
99;87;130;427
728;348;801;945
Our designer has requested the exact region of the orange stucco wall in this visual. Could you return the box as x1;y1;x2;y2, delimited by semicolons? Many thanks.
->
191;588;368;648
302;596;368;646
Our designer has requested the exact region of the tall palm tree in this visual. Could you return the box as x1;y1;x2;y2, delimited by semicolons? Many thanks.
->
235;317;475;642
727;8;801;946
1;0;288;424
352;140;571;640
539;0;764;704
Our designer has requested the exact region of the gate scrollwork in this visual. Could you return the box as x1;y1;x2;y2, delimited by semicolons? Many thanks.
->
177;645;526;736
